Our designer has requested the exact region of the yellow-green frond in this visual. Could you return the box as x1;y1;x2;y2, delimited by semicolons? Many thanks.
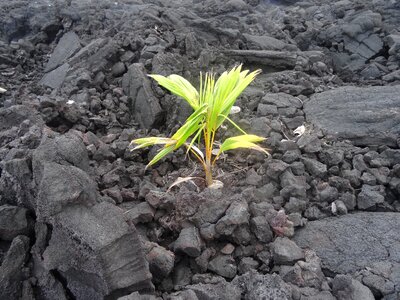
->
171;104;207;148
131;137;176;150
218;68;261;125
218;134;269;155
149;74;199;109
147;145;175;167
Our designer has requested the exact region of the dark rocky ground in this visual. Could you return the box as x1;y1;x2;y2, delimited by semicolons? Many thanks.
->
0;0;400;299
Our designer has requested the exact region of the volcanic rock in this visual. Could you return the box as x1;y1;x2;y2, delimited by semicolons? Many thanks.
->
0;205;30;241
43;202;154;299
271;237;304;265
304;86;400;147
0;235;30;300
294;213;400;296
173;226;203;257
122;63;163;129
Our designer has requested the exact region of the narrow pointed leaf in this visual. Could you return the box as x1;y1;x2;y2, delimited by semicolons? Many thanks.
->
219;134;269;155
131;137;176;150
167;176;199;192
147;145;175;167
149;74;199;109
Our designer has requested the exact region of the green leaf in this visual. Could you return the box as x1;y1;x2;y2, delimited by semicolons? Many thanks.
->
149;74;199;109
221;115;247;135
217;68;261;128
171;104;207;148
147;145;175;167
130;137;176;150
218;134;269;155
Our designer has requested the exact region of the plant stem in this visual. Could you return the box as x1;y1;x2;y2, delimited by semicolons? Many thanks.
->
203;128;214;187
205;159;213;186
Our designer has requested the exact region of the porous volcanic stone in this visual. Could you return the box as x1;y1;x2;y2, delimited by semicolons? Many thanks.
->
0;205;30;241
232;270;293;300
32;132;90;185
43;202;154;299
146;244;175;279
271;237;304;265
122;63;163;129
0;235;30;300
332;274;374;300
44;31;81;72
294;213;400;294
208;255;237;279
304;86;400;147
173;226;203;257
36;162;97;221
215;200;249;236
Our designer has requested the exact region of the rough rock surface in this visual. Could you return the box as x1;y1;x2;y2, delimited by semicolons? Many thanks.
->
304;86;400;146
0;205;30;240
294;213;400;296
0;235;30;300
43;202;154;299
332;274;375;300
44;31;82;72
36;162;98;221
232;271;293;300
32;132;90;184
122;63;163;129
1;0;400;298
271;237;304;265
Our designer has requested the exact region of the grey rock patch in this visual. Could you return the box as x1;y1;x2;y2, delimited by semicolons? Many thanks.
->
36;162;97;221
32;131;90;185
43;202;154;299
44;32;81;72
208;255;237;278
145;243;175;279
173;226;203;257
297;133;322;153
238;257;259;274
271;237;304;265
184;277;241;300
261;92;303;109
215;200;249;236
118;292;160;300
0;105;44;132
232;270;292;300
0;205;30;241
250;216;273;243
304;86;400;146
243;34;293;51
0;157;36;210
122;63;163;129
294;213;400;293
332;274;374;300
302;157;327;178
224;50;298;69
39;63;70;90
0;235;30;300
124;202;155;224
31;222;68;300
357;184;385;210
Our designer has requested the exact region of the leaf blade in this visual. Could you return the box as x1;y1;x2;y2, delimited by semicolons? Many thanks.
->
149;74;199;109
218;134;269;155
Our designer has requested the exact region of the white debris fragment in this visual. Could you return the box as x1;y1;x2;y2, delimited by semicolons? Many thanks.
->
293;125;306;136
331;202;337;215
0;87;7;94
66;100;75;105
208;180;224;190
230;106;241;114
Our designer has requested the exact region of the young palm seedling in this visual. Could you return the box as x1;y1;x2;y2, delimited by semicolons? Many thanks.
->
130;65;269;187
